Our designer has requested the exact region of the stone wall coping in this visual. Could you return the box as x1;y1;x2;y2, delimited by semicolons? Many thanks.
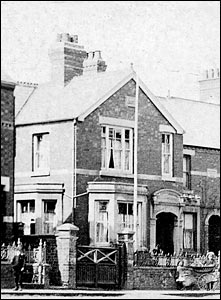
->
133;266;176;270
57;223;79;232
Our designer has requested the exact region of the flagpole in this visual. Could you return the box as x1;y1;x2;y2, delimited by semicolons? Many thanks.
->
134;70;139;252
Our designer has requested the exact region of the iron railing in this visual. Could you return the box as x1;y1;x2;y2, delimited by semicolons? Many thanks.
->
1;238;46;264
134;250;220;268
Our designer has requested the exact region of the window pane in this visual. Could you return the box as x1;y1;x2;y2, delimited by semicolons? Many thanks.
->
163;155;170;173
128;203;133;215
33;133;49;171
125;129;130;140
184;214;193;229
109;128;114;139
184;229;193;249
30;201;35;213
95;201;108;243
118;203;127;214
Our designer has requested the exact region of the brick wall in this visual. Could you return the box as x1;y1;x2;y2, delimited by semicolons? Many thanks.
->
132;267;177;290
1;262;15;288
184;146;220;253
1;84;15;243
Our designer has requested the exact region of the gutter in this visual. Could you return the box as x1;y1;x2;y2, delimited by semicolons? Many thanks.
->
72;118;77;224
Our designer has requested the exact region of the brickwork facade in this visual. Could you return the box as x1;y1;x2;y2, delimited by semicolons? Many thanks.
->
14;73;220;254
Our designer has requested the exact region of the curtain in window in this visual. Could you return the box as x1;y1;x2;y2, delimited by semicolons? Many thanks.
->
183;214;193;249
95;202;108;243
113;136;122;169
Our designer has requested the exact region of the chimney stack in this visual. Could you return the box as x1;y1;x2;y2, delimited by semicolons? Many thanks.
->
48;33;87;86
83;50;107;75
199;68;220;104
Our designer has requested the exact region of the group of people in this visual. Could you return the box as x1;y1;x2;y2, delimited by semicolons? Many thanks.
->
176;251;220;291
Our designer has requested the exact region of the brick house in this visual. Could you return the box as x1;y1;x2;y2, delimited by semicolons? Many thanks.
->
14;33;220;255
1;70;16;243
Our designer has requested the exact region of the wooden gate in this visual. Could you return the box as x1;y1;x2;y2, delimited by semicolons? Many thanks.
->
76;243;127;289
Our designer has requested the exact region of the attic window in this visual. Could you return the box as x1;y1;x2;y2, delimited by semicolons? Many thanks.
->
125;96;135;108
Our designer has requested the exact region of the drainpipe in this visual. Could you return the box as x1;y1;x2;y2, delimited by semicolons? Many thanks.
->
72;118;77;224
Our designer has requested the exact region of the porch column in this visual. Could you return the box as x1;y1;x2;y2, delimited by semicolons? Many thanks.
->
56;223;79;288
150;217;156;251
173;218;179;255
178;218;184;253
204;224;209;253
118;229;134;290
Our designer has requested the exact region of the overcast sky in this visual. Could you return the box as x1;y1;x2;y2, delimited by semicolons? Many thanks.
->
1;1;220;99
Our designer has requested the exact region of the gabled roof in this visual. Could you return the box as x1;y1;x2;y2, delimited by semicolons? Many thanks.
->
15;68;184;134
157;96;220;149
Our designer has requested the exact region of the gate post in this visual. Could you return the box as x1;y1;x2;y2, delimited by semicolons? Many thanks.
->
118;229;134;290
56;223;79;288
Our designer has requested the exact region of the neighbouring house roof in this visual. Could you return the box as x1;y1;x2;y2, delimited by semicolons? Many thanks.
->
15;68;184;134
157;96;220;149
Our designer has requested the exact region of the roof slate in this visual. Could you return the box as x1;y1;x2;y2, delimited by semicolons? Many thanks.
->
157;96;220;149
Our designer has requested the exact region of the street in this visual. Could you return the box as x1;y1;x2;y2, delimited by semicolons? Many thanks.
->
1;289;220;299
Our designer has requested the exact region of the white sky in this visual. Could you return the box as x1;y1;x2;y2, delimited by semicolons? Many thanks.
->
1;1;220;99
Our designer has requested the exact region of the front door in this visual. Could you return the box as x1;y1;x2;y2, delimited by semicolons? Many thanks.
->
156;212;175;255
209;215;220;255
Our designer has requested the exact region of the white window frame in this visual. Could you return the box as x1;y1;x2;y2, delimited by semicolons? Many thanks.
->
183;155;191;189
43;200;57;234
95;200;109;245
183;213;196;250
117;202;134;231
101;125;133;174
32;132;50;174
17;200;35;235
117;201;143;247
161;133;173;177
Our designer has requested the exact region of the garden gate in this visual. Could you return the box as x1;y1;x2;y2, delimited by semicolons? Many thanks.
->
76;243;127;289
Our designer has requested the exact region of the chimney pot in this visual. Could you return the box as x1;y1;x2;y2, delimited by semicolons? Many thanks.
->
88;52;94;60
94;50;102;60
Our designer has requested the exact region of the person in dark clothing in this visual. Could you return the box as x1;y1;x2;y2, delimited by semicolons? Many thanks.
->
11;244;26;291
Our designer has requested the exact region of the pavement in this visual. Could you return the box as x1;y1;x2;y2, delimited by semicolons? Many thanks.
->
1;288;220;299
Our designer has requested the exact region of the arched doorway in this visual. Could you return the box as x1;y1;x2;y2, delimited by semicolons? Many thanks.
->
156;212;176;255
208;215;220;255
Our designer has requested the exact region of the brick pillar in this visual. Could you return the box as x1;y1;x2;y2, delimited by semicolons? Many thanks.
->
118;229;134;290
56;223;79;288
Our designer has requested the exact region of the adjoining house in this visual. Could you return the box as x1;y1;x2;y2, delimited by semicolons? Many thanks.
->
1;71;16;243
13;33;220;255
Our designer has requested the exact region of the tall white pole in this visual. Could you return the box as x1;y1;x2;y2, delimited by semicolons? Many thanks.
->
134;71;139;252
